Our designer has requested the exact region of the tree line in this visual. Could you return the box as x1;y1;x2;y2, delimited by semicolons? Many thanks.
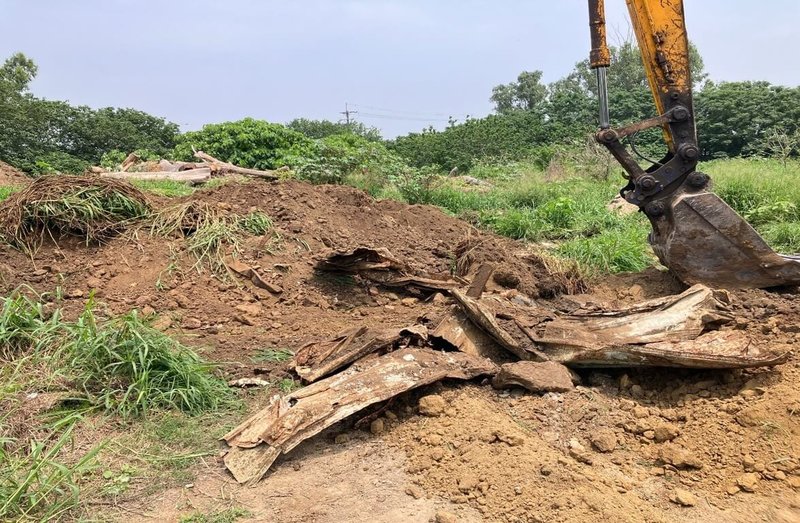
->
1;46;799;176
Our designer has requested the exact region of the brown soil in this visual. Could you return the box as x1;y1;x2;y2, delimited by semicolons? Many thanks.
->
0;160;29;186
3;178;800;523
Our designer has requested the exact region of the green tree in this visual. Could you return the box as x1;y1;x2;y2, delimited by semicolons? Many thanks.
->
490;71;548;114
695;81;800;158
287;118;381;142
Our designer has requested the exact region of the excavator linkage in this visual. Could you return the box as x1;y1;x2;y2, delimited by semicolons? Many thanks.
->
587;0;800;288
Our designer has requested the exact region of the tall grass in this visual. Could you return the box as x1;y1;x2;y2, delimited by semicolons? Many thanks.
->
0;425;100;522
62;304;234;417
0;292;235;417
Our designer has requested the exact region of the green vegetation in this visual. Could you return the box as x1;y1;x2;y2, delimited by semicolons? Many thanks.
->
0;424;100;522
0;290;239;519
179;507;251;523
173;118;316;170
0;175;151;252
148;202;280;274
252;348;294;363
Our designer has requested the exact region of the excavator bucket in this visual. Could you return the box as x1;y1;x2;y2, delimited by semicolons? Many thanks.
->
649;190;800;288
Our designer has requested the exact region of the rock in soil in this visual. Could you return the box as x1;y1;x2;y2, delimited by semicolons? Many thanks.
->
670;488;698;507
419;394;447;416
590;429;617;453
737;473;760;492
492;361;574;393
435;510;459;523
658;445;704;469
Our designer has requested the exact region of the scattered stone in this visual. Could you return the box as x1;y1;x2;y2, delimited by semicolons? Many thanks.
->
233;314;256;326
742;454;756;472
370;418;385;435
737;473;759;492
491;361;574;393
726;485;740;496
568;439;593;465
227;378;269;388
632;406;649;419
590;429;617;453
653;423;680;443
86;276;103;289
334;433;350;444
66;289;84;299
458;475;479;493
735;408;764;427
658;445;704;469
788;477;800;489
152;316;172;331
435;510;459;523
670;488;698;507
540;465;552;476
235;303;263;317
418;395;447;416
182;317;202;330
141;305;156;316
400;297;417;307
404;485;424;499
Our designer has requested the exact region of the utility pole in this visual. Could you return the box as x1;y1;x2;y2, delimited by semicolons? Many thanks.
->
340;103;357;124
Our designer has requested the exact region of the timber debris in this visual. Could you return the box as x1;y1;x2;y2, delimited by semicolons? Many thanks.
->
221;247;790;484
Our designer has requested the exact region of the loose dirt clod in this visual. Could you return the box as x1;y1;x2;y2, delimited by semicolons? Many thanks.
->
492;361;574;393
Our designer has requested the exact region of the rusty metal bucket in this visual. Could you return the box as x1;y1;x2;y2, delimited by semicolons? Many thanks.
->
648;190;800;288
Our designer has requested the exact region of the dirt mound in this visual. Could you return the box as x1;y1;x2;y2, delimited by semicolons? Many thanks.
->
0;180;578;378
0;160;29;186
2;178;799;522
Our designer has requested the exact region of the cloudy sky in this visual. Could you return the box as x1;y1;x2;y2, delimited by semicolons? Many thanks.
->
3;0;798;137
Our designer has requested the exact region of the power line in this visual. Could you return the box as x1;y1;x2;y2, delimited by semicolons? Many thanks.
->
349;103;454;118
340;102;357;124
357;112;451;123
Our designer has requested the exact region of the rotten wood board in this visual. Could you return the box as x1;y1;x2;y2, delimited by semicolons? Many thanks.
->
101;167;212;184
293;325;428;383
430;308;510;362
222;347;497;484
194;150;278;180
316;246;464;292
531;285;734;348
452;284;787;369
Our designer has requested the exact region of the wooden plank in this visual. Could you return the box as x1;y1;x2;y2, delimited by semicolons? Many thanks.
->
101;167;211;183
466;263;495;298
222;347;497;484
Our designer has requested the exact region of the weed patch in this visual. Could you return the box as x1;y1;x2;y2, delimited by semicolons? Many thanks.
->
0;175;150;252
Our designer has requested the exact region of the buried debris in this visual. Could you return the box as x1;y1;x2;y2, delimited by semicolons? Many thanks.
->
221;264;790;483
293;325;428;383
315;246;465;291
221;347;496;484
97;150;279;184
450;284;789;368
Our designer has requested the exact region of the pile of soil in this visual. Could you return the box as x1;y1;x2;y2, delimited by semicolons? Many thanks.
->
2;178;799;522
0;160;29;186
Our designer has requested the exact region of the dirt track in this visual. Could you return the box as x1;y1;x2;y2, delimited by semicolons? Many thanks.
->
2;178;799;522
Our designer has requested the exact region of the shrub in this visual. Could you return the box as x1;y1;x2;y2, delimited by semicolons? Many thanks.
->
173;118;316;170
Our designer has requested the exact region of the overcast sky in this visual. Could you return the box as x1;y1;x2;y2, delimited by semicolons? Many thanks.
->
3;0;798;137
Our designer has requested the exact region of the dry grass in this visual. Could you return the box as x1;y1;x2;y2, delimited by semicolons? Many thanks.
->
0;175;150;253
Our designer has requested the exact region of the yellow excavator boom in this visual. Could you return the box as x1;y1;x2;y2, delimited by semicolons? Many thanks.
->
585;0;800;288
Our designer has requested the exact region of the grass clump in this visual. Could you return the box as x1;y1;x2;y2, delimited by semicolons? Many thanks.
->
179;507;251;523
761;222;800;253
149;202;279;274
0;291;234;418
0;175;150;252
131;179;195;198
556;220;653;274
0;425;100;522
252;347;294;363
0;186;19;202
63;304;234;417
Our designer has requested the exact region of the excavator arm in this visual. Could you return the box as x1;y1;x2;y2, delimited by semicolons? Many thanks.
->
587;0;800;288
